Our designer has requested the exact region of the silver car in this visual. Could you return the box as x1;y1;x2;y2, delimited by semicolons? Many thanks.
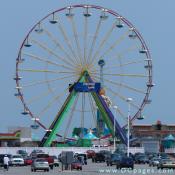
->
31;158;49;172
157;159;175;169
149;157;161;167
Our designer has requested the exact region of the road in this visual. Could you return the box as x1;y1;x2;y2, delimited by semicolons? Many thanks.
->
0;160;174;175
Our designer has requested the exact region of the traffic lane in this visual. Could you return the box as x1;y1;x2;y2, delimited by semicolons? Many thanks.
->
97;164;175;175
0;162;174;175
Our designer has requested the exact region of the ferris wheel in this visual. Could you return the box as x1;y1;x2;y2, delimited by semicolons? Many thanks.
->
15;4;153;146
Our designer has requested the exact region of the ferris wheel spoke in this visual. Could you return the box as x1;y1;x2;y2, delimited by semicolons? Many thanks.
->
88;65;98;74
105;86;140;109
91;76;127;122
43;27;79;66
22;52;75;71
88;93;98;129
38;88;69;117
103;60;144;71
18;68;77;75
115;107;127;122
89;21;117;66
103;73;147;78
22;75;74;88
63;93;80;139
111;44;140;61
89;77;127;124
87;18;102;66
93;75;145;94
68;17;83;66
31;39;75;67
83;16;88;66
98;30;130;59
109;80;145;94
27;86;58;105
109;97;127;122
56;19;80;67
92;72;148;78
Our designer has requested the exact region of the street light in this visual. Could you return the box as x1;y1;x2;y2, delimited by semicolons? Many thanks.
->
113;105;118;152
126;98;133;157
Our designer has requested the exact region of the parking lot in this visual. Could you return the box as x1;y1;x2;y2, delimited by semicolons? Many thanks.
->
0;160;174;175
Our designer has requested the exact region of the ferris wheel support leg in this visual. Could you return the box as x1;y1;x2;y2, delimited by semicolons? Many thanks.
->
91;92;127;145
40;74;86;147
40;90;78;147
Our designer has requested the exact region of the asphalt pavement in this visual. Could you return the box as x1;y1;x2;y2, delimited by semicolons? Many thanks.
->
0;160;174;175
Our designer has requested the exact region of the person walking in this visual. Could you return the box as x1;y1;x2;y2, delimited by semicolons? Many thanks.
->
3;155;9;171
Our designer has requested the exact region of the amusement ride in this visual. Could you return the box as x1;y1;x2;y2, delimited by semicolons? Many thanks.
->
14;4;153;147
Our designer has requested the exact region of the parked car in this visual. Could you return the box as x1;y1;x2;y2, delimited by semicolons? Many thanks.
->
106;154;122;166
98;150;111;160
116;157;134;169
71;159;82;170
11;155;24;166
31;158;49;172
149;157;161;167
134;153;145;161
157;159;175;169
36;153;54;169
157;157;170;166
17;150;28;158
50;156;59;167
158;152;169;159
92;153;105;163
24;157;33;166
135;155;149;164
30;149;44;158
146;152;158;160
86;150;96;159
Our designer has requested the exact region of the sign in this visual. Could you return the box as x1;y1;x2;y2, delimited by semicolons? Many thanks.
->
61;151;74;164
73;82;101;92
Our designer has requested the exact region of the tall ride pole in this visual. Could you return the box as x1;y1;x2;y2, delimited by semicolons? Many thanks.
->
126;98;133;157
97;59;105;137
113;106;118;152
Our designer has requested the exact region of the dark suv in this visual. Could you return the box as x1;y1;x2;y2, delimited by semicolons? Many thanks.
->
17;150;28;158
92;153;105;163
116;157;134;169
106;154;122;166
135;155;149;164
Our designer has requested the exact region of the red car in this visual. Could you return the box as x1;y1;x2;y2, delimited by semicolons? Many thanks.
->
86;150;96;159
24;157;33;165
71;160;82;170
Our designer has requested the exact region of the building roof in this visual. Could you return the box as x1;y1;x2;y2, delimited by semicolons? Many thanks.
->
163;134;175;141
0;130;21;140
83;131;98;140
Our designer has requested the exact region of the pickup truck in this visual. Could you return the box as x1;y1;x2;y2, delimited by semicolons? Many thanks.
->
36;153;54;169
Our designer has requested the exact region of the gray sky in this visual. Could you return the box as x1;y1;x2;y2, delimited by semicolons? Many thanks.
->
0;0;175;134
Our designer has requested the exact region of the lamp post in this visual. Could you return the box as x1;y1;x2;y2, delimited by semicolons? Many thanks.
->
113;106;118;152
126;98;133;157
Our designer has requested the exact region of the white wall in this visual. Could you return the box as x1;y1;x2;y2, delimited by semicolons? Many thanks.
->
0;146;144;155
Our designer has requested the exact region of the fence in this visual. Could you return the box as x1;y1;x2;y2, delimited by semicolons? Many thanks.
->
0;146;144;155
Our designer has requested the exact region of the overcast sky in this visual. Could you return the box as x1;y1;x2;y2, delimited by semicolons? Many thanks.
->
0;0;175;133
